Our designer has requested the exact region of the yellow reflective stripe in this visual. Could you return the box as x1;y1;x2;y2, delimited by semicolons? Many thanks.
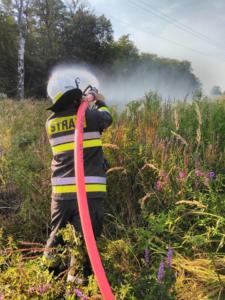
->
48;116;86;135
83;139;102;148
53;184;106;193
53;92;63;102
52;142;74;153
98;106;110;113
52;139;102;154
48;116;76;135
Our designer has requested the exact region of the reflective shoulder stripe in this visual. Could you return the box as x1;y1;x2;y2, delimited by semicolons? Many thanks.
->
52;139;102;154
98;106;110;113
53;184;106;193
52;176;106;185
54;92;63;102
49;132;101;146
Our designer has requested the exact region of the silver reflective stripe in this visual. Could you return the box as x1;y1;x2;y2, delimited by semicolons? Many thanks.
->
83;132;101;140
50;134;74;146
52;176;106;185
50;131;101;146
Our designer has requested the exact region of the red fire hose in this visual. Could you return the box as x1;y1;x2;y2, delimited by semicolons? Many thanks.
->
74;94;115;300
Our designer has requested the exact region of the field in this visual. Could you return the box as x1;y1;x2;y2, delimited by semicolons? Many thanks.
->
0;93;225;299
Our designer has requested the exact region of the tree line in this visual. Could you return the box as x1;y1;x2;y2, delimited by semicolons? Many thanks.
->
0;0;200;100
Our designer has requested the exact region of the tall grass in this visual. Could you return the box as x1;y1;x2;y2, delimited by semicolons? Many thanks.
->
0;94;224;299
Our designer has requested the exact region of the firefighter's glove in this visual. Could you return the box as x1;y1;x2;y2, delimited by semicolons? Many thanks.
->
87;91;105;102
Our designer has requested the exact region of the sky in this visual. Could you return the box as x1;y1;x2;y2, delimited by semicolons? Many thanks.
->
88;0;225;94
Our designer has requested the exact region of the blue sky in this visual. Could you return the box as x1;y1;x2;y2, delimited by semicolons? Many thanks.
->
88;0;225;93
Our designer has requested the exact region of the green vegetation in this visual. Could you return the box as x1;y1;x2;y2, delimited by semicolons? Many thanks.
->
0;0;200;98
0;94;225;299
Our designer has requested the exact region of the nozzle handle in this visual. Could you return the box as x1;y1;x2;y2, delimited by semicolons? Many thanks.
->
83;85;99;95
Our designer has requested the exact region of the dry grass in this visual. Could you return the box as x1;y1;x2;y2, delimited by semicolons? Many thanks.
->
175;200;207;209
173;255;225;300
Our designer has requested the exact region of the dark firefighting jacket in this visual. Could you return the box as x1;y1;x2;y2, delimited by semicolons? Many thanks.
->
46;102;112;200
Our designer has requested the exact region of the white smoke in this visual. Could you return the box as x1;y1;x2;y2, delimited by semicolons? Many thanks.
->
47;63;199;107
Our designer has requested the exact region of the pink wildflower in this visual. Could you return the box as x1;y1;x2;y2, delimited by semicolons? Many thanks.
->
178;171;186;179
28;287;36;295
155;180;163;191
159;170;167;178
37;284;51;294
195;169;204;177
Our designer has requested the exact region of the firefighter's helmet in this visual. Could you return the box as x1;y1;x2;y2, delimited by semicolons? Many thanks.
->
47;67;99;111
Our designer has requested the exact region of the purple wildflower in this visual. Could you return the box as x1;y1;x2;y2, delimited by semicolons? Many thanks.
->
144;248;150;265
74;289;83;298
0;293;4;300
74;289;88;300
157;261;165;283
207;171;216;179
37;284;51;294
167;247;173;268
155;180;163;191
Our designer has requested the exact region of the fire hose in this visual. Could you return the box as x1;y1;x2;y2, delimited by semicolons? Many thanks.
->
74;93;115;300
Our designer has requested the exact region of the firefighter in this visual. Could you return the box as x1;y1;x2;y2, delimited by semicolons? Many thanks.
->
44;72;112;282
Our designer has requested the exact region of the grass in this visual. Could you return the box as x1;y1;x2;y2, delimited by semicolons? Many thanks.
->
0;93;225;299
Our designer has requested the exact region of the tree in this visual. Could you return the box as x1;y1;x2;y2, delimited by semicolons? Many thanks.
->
110;35;139;75
24;0;68;96
62;8;113;64
17;0;27;99
0;11;18;96
0;0;201;100
24;1;113;96
1;0;34;99
210;85;222;96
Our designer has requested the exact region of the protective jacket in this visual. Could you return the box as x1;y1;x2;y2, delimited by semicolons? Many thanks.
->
46;101;112;200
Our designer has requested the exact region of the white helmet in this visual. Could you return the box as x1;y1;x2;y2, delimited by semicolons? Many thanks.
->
47;66;99;110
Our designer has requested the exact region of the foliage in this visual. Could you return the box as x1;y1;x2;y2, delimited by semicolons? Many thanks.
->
210;85;222;96
0;95;225;299
0;1;200;98
0;99;51;240
0;11;17;96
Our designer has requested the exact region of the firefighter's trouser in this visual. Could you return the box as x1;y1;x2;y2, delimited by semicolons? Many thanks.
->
44;197;104;276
